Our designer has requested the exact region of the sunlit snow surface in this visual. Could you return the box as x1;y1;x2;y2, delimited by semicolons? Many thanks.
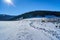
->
0;18;60;40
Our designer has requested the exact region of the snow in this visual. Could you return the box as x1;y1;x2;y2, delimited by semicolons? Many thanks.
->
0;18;60;40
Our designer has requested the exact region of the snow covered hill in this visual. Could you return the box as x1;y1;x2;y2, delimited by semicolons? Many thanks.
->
0;18;60;40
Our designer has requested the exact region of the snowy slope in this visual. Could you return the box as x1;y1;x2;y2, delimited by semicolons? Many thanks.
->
0;18;60;40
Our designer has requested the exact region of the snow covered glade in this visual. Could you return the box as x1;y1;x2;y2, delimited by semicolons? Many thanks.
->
0;17;60;40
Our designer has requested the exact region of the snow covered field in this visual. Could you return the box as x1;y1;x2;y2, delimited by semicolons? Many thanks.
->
0;18;60;40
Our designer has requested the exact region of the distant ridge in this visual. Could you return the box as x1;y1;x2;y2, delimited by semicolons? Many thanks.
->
0;14;15;21
10;10;60;20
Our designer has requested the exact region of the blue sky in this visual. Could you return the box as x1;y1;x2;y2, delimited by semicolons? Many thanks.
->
0;0;60;15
